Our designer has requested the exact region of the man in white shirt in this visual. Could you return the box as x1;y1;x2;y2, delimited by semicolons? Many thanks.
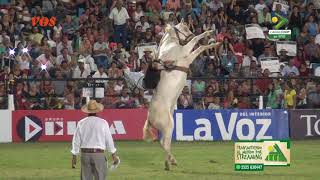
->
35;48;55;71
135;16;150;32
242;49;257;67
56;35;73;56
72;58;91;78
207;0;224;12
93;35;109;68
71;100;120;180
255;0;267;13
56;48;72;65
109;0;130;48
281;59;300;76
93;66;108;85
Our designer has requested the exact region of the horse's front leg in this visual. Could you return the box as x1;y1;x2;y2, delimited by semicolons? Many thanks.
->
184;30;214;53
186;42;221;65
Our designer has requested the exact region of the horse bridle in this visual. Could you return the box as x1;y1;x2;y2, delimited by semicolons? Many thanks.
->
173;27;195;46
147;26;194;75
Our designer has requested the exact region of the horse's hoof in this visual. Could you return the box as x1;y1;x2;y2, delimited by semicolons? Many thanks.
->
165;161;170;171
171;162;178;166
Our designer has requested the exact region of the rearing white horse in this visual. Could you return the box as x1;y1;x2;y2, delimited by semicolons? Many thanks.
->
142;20;220;170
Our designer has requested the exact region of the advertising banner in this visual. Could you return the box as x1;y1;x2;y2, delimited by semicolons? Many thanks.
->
290;110;320;139
234;140;290;171
173;109;289;141
12;109;147;142
0;110;12;143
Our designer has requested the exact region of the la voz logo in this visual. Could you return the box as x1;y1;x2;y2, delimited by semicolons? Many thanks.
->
32;16;56;27
173;110;289;141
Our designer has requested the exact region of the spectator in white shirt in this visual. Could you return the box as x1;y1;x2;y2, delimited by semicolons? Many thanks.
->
17;54;31;71
133;4;145;22
255;0;267;13
281;59;300;76
84;54;98;73
207;0;224;12
92;66;108;85
71;100;119;179
72;58;91;78
35;48;55;71
56;48;71;65
56;35;73;56
242;49;257;67
93;35;109;68
135;16;150;32
109;0;130;48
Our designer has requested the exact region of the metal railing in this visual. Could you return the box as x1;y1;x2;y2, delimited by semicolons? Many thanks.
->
0;76;319;110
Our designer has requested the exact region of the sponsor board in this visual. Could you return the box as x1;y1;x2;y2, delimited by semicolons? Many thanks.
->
172;110;289;141
173;109;289;141
290;110;320;139
234;140;290;171
12;109;147;142
268;30;291;40
0;110;12;143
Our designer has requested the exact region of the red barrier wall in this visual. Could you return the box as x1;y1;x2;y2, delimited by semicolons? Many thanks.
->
12;109;148;142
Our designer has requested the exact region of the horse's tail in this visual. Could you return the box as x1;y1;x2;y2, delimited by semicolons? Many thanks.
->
143;120;156;142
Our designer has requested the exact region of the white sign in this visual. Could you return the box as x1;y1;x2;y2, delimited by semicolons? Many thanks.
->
0;110;12;143
260;57;280;73
245;24;265;39
272;0;290;14
276;41;297;56
268;30;291;35
136;43;158;59
82;87;104;98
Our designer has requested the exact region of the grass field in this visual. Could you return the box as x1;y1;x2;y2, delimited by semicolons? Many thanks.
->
0;140;320;180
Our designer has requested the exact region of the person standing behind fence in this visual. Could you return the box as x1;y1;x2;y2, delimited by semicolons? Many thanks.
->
71;100;120;180
109;0;130;49
284;82;297;109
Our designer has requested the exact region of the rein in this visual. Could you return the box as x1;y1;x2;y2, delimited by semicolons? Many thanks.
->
173;27;195;46
152;60;189;73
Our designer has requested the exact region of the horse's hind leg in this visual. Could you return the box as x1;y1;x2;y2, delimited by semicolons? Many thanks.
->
159;114;174;171
168;104;178;166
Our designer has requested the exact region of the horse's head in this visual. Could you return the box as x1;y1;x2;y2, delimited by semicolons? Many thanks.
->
165;19;194;46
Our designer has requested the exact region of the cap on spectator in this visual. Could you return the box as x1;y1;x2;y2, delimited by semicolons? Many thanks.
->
185;1;192;6
109;42;117;50
78;55;86;63
144;48;152;53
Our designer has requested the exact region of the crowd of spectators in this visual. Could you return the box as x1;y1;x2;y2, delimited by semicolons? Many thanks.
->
0;0;320;110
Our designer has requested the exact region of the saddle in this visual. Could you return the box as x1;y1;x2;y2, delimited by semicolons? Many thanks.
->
143;61;189;89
